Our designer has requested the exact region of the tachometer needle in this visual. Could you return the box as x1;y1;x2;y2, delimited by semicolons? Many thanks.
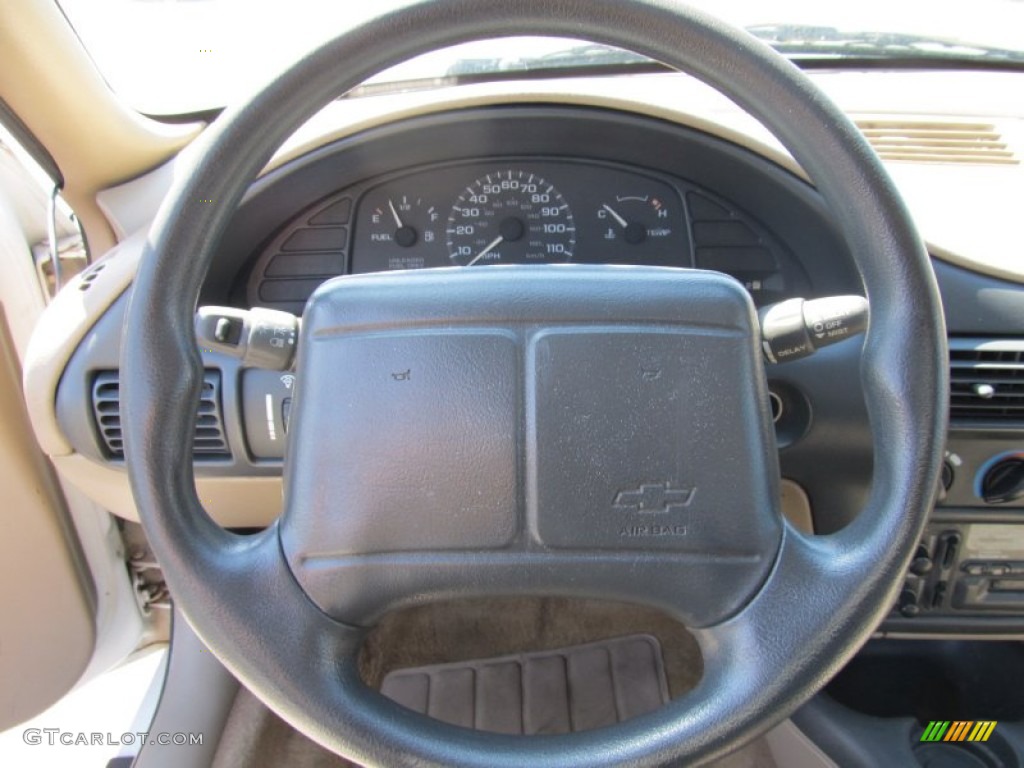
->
387;199;404;228
602;204;629;229
467;235;503;266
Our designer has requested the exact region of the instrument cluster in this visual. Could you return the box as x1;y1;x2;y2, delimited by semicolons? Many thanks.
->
246;157;798;315
350;161;689;272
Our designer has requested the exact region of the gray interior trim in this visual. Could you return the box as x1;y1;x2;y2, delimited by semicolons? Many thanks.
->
133;610;239;768
112;649;168;762
764;720;837;768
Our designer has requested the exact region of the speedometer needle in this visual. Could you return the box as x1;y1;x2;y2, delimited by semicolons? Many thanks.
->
467;235;503;266
602;204;629;229
387;199;404;228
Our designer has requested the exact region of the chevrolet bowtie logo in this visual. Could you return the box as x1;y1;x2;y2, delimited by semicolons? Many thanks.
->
613;483;696;514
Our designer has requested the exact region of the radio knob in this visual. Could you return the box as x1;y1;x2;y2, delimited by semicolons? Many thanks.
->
898;590;920;617
981;457;1024;505
909;544;933;576
910;556;933;577
898;577;923;617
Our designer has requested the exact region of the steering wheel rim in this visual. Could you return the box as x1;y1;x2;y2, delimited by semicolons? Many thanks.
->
121;0;948;765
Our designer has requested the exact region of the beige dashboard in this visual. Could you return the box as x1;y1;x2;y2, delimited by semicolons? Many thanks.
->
23;67;1024;528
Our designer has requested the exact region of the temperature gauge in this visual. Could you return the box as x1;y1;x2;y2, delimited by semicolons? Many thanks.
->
596;195;677;247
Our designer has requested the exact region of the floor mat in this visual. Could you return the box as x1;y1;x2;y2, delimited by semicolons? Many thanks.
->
358;596;704;699
381;634;669;734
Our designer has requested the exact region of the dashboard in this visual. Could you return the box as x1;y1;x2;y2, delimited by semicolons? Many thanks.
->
36;95;1024;638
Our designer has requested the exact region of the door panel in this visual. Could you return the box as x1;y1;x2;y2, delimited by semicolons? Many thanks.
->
0;147;96;730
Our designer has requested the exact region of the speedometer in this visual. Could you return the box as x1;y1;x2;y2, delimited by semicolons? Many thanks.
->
446;170;576;266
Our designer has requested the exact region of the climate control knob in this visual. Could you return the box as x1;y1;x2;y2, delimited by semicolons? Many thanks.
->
981;457;1024;505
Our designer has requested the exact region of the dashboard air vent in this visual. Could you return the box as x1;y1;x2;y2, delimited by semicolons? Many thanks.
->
91;370;230;458
855;120;1019;166
949;339;1024;422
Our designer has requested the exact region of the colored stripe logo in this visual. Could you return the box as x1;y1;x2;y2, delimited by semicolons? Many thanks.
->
921;721;997;742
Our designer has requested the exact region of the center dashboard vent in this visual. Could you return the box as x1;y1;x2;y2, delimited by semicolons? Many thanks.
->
91;370;230;459
855;120;1019;166
949;338;1024;423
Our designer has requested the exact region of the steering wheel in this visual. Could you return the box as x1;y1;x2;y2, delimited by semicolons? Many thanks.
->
121;0;947;765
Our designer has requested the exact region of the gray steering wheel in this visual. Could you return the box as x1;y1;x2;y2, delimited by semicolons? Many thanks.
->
121;0;947;765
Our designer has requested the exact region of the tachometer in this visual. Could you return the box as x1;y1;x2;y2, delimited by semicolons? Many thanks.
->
446;170;575;266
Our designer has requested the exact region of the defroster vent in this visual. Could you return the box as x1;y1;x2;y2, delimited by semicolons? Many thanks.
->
949;338;1024;423
91;370;230;458
855;119;1019;166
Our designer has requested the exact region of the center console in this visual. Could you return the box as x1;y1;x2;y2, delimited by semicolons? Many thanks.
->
885;342;1024;637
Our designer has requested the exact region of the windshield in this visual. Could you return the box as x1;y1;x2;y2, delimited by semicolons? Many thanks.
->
59;0;1024;116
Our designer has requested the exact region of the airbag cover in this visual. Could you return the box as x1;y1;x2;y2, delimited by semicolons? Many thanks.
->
280;266;782;626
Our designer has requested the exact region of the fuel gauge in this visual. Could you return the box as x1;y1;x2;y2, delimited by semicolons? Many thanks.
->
368;195;440;249
354;191;446;272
